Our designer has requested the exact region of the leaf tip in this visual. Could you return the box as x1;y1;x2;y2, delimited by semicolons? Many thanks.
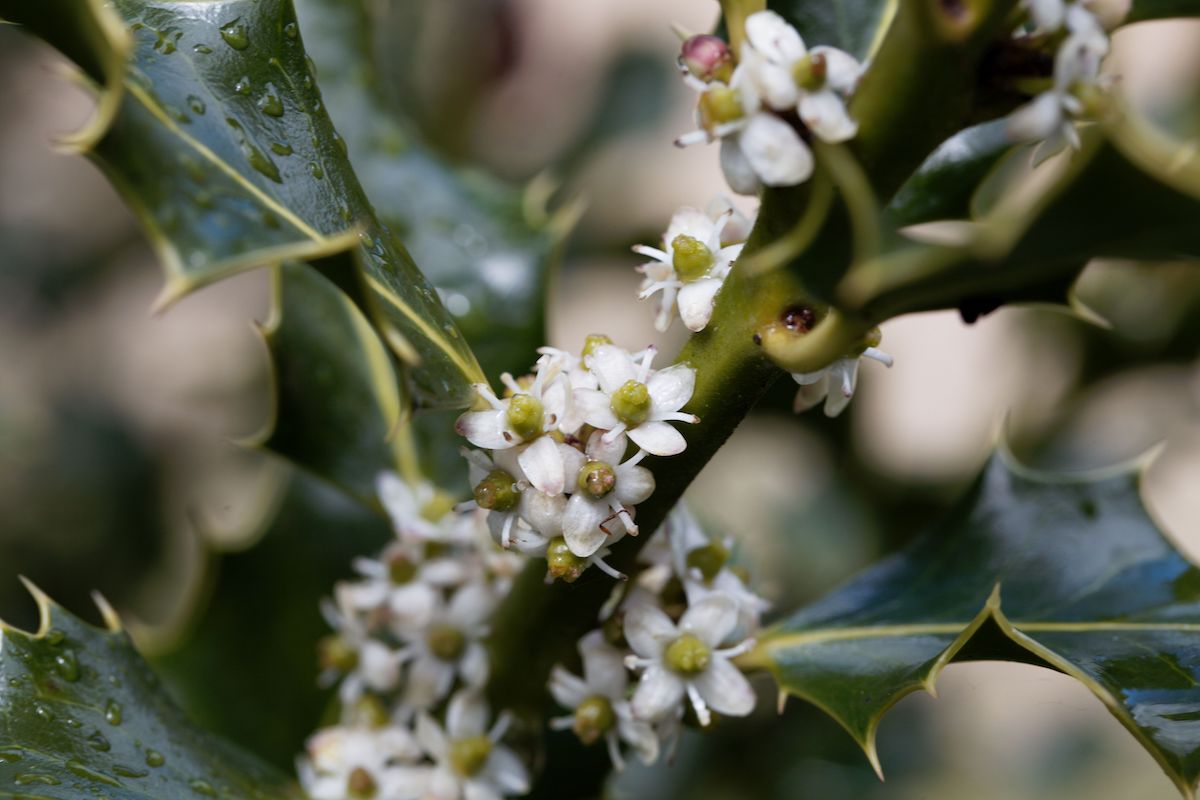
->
91;591;123;633
17;575;54;637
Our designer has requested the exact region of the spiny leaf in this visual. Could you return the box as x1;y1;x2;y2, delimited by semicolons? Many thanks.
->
251;262;406;508
0;582;305;799
767;0;897;61
0;0;485;407
752;452;1200;798
1126;0;1200;24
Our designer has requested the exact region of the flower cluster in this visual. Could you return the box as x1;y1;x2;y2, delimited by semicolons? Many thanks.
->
1007;0;1113;155
299;475;530;800
634;198;754;333
675;11;864;195
457;340;699;581
549;507;769;769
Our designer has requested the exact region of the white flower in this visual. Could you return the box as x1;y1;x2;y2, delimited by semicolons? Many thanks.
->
377;472;450;542
676;65;814;194
562;431;654;557
413;691;530;800
623;595;757;726
549;631;659;770
741;10;861;142
318;595;407;705
634;206;745;333
455;361;568;450
575;344;698;457
398;583;493;711
300;725;423;800
340;541;468;634
791;346;893;417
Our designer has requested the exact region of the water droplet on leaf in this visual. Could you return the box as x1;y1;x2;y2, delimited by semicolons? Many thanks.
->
145;750;165;768
219;19;249;50
104;700;123;726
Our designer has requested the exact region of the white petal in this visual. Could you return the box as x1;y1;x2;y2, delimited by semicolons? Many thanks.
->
586;344;638;394
484;746;530;794
360;640;401;691
388;582;438;630
580;629;628;698
822;359;859;417
378;766;433;799
628;421;687;457
647;364;696;416
624;602;678;657
616;711;660;765
586;429;627;466
562;495;609;558
446;690;490;738
559;442;587;482
739;113;814;187
517;435;566;496
720;136;762;196
1007;92;1065;143
415;712;449;759
549;666;590;709
1028;0;1066;30
792;376;829;413
631;666;687;721
460;642;490;687
665;207;717;246
811;46;861;95
449;582;494;628
680;594;739;646
455;409;514;449
520;490;566;537
574;388;620;430
614;464;655;506
676;278;723;332
747;54;799;110
405;655;452;710
464;780;501;800
799;90;858;143
744;10;807;64
692;657;756;717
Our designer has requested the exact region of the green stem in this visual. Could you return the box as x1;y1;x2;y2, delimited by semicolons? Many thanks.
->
718;0;765;58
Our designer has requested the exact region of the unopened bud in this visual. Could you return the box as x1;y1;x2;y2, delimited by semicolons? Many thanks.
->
507;394;545;440
546;537;588;583
671;234;714;281
577;461;617;499
680;34;733;82
474;469;521;512
573;695;616;744
699;86;744;132
792;52;827;91
664;633;710;675
610;380;652;427
449;735;492;777
318;635;359;673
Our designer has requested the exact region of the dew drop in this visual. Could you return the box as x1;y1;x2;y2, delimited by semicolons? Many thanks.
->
219;19;249;50
86;731;111;752
187;95;206;115
189;779;217;796
257;90;284;118
145;750;165;768
0;747;24;764
226;118;282;183
164;104;191;124
193;43;213;54
104;700;123;726
34;704;53;722
64;717;82;729
332;131;347;157
66;760;120;788
308;162;324;179
53;649;80;681
269;142;293;156
284;22;298;39
113;764;149;779
234;76;252;96
14;773;61;786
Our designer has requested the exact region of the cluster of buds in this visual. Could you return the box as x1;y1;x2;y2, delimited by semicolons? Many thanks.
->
634;197;755;333
457;339;698;582
300;476;530;800
548;507;769;769
1008;0;1115;155
675;11;864;195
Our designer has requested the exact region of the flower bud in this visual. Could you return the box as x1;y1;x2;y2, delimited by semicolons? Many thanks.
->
699;86;744;132
686;542;729;583
474;469;521;512
577;461;617;499
680;34;733;83
610;380;652;427
546;537;588;582
792;52;827;91
573;695;616;744
426;624;467;661
664;633;711;675
506;394;545;440
449;735;492;777
671;234;714;281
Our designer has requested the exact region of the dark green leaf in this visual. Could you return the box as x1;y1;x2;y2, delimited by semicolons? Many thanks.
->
0;584;304;798
767;0;895;61
253;262;404;508
752;453;1200;798
1126;0;1200;24
884;119;1013;227
0;0;485;406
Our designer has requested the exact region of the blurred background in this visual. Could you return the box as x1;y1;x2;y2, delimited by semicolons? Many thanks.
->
2;1;1200;797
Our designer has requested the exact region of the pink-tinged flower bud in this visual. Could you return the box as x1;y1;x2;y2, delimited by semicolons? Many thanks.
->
680;34;733;83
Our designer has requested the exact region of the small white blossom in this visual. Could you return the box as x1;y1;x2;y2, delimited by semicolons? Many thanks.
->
575;344;698;457
319;595;407;704
562;431;654;557
741;10;861;142
377;473;450;542
398;583;493;711
549;631;659;770
791;346;893;417
340;541;468;634
634;206;745;333
455;362;568;450
623;595;756;727
299;725;423;800
413;691;530;800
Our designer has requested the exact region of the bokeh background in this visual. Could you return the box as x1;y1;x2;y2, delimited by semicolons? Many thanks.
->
3;1;1200;797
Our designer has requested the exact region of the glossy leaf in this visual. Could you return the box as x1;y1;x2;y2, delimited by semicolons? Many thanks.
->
252;262;405;507
752;453;1200;798
0;584;304;798
1126;0;1200;23
294;0;563;384
767;0;896;61
0;0;485;406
